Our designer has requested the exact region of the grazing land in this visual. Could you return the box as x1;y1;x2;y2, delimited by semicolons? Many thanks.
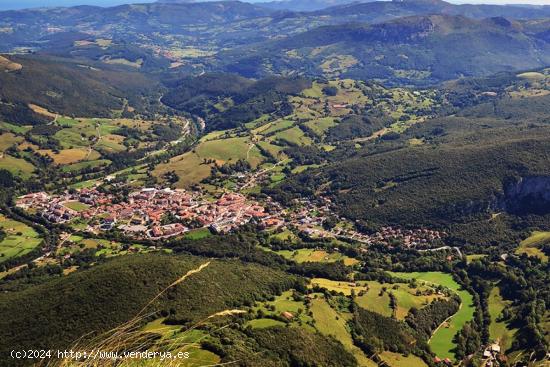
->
0;214;42;262
516;231;550;262
276;248;359;266
390;272;475;360
488;286;517;351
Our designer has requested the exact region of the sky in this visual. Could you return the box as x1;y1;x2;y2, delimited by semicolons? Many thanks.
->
0;0;548;11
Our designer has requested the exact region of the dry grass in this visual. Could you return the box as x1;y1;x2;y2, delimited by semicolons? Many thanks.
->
28;104;57;119
0;55;22;72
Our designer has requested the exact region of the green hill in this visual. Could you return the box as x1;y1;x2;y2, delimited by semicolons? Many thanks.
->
0;55;162;123
0;253;297;362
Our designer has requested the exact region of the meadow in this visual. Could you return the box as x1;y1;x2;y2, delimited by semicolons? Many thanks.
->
390;272;475;360
488;286;517;351
0;214;42;262
248;290;314;331
310;277;446;320
276;248;359;266
310;294;378;367
515;231;549;262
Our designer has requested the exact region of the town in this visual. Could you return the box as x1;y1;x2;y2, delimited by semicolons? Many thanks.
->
16;187;445;250
16;188;281;238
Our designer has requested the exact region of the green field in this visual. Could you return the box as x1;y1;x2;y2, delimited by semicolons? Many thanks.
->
379;351;428;367
258;119;294;135
0;133;23;151
390;272;475;360
516;231;550;262
310;295;377;367
57;235;145;258
0;154;35;178
141;320;221;366
196;136;264;167
246;318;286;329
271;126;312;146
304;117;337;137
250;290;313;330
488;286;517;351
153;151;213;188
64;201;90;212
0;214;42;262
155;135;268;187
311;278;445;320
276;248;359;266
61;159;111;173
182;228;212;240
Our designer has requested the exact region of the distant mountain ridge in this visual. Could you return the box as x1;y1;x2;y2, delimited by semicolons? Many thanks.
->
0;0;548;84
316;0;550;22
258;0;374;12
213;13;550;84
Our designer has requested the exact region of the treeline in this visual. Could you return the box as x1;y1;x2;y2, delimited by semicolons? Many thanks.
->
406;296;461;340
201;326;358;367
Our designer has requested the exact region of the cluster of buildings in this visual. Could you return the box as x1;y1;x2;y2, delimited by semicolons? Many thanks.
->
366;227;445;247
17;192;77;223
17;188;283;239
17;187;444;249
482;343;505;367
286;197;444;249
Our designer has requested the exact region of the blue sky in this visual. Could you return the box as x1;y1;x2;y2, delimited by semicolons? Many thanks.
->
0;0;547;11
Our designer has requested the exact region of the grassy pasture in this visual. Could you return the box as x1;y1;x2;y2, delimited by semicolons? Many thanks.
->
269;229;299;243
310;278;444;320
379;351;428;367
182;228;212;240
0;122;31;134
271;126;312;146
276;248;359;266
61;159;111;173
95;134;126;153
246;318;286;329
0;214;42;262
64;201;90;212
0;154;35;178
390;272;475;360
153;151;214;188
38;148;100;165
0;133;23;151
196;136;263;167
250;290;313;330
141;321;221;366
57;236;145;258
515;231;549;262
257;119;294;135
310;295;378;367
488;286;517;351
155;135;269;187
304;117;337;137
